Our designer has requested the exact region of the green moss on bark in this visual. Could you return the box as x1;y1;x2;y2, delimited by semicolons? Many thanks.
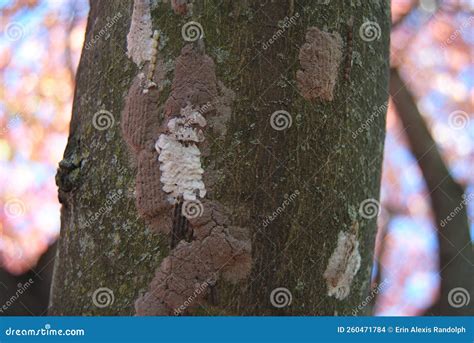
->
50;0;390;316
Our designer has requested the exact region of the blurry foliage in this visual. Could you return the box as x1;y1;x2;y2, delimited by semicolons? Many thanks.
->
375;0;473;315
0;0;88;274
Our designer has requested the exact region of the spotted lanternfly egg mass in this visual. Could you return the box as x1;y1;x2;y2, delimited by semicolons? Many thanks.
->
323;230;361;300
155;105;207;203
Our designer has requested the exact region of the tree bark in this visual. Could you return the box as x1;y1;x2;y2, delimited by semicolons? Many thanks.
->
50;0;390;315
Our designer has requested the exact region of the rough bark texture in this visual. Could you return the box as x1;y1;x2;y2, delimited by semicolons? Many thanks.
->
50;0;390;315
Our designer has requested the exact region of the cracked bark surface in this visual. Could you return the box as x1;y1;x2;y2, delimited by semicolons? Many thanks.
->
50;0;390;315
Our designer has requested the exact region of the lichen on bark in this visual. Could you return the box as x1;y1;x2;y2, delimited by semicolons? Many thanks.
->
50;0;390;316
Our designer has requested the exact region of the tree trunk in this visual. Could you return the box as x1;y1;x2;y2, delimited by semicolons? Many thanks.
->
50;0;390;316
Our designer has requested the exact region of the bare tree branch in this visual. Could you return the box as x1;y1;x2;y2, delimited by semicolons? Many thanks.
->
389;67;474;316
64;3;78;85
